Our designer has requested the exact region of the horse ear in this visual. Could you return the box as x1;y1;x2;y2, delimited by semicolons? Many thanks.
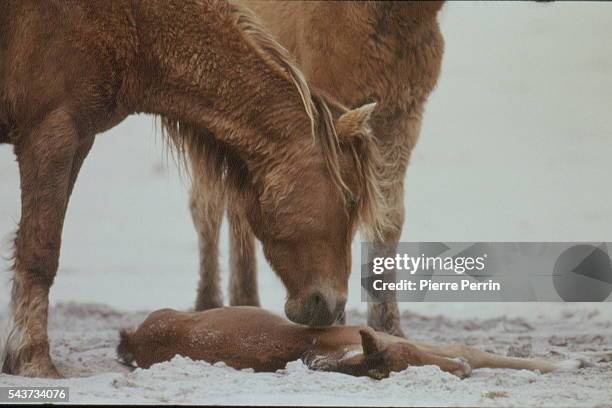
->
335;103;377;141
359;327;385;355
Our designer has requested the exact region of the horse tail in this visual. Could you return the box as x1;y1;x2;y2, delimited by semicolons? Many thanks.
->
117;329;137;367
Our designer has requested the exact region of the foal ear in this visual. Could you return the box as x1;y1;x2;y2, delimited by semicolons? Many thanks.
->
359;327;385;355
335;103;377;142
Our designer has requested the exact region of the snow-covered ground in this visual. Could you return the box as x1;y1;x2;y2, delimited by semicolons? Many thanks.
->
0;304;611;406
1;2;611;406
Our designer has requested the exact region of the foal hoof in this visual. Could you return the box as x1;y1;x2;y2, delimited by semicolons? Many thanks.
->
451;357;472;379
553;358;593;372
366;369;389;380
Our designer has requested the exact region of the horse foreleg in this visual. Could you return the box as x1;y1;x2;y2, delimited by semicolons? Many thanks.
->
366;111;424;338
190;166;225;311
2;108;84;378
367;183;405;338
228;198;259;307
67;136;94;196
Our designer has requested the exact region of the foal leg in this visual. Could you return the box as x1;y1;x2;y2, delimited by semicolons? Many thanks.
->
190;171;225;311
2;109;82;378
227;200;259;307
305;330;470;379
411;341;582;373
308;350;470;379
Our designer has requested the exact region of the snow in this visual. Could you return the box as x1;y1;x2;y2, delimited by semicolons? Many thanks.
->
1;1;611;406
0;304;611;406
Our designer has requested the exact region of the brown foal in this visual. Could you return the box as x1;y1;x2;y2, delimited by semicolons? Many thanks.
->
118;307;583;380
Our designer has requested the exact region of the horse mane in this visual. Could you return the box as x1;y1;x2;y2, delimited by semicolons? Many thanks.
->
353;136;390;242
161;2;388;238
161;3;349;195
337;103;390;242
232;4;353;200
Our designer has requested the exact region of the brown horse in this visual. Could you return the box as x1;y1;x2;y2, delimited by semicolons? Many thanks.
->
189;0;445;337
117;306;585;378
0;0;384;378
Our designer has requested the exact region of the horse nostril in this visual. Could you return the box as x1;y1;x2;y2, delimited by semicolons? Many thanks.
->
309;292;325;309
333;297;347;323
305;291;333;326
336;310;346;324
307;292;327;316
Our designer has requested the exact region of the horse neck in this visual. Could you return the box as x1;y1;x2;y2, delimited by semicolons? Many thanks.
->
344;2;443;49
303;2;441;41
129;0;315;165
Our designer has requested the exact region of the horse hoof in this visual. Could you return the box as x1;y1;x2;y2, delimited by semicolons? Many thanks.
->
385;323;406;338
368;302;406;338
2;353;63;378
194;298;223;312
30;366;63;379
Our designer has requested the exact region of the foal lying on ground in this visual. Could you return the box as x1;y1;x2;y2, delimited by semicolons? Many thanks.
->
117;307;583;379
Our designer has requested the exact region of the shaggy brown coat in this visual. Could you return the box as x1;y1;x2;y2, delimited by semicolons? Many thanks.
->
189;0;445;336
0;0;382;377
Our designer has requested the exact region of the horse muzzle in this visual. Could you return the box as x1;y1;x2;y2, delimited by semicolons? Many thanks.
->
285;290;347;327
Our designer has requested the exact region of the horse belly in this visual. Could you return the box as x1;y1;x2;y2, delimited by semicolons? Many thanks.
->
0;89;12;144
0;123;9;144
